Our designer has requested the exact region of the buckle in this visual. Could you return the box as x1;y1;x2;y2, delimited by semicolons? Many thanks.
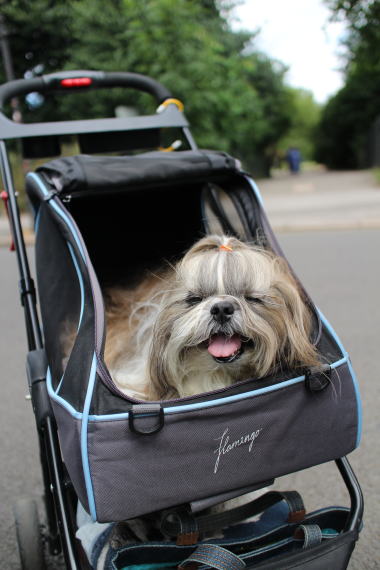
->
19;277;36;306
161;507;199;546
305;365;331;392
128;404;164;435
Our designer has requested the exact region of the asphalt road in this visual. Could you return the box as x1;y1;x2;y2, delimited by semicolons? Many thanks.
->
259;168;380;232
273;229;380;570
0;167;379;569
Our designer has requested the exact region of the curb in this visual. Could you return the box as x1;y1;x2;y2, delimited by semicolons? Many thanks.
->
272;220;380;233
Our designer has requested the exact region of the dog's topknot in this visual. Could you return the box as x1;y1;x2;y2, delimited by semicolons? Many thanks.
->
183;235;250;257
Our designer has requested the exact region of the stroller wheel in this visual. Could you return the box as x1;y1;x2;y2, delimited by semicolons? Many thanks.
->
14;498;46;570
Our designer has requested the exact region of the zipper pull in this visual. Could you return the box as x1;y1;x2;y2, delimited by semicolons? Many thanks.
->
42;189;58;202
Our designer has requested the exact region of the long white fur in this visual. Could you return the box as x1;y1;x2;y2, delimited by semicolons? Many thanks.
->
104;235;319;401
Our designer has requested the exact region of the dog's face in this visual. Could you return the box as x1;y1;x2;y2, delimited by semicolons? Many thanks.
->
149;235;318;399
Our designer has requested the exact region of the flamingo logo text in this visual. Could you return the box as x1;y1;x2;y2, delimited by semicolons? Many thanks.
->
214;427;262;474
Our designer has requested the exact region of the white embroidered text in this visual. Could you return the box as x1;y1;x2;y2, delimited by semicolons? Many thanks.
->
214;427;262;474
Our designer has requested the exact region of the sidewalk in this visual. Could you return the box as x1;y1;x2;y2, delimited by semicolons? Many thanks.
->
257;168;380;232
1;169;379;246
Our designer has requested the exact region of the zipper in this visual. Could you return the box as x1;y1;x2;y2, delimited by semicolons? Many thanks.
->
95;354;136;403
94;353;307;408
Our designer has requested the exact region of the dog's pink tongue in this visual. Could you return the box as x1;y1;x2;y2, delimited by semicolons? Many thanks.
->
208;334;241;358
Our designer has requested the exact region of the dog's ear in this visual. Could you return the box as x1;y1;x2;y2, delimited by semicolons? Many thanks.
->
273;259;319;369
148;339;172;401
148;306;181;401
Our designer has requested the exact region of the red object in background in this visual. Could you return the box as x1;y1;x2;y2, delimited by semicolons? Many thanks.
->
60;77;93;88
1;190;15;251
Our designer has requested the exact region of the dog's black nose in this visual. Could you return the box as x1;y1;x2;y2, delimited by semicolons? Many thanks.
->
210;301;235;324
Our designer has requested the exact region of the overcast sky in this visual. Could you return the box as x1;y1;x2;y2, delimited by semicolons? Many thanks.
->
232;0;347;103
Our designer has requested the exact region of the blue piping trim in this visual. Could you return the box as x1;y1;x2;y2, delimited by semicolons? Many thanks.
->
245;175;265;209
26;173;86;260
347;358;362;447
87;375;303;421
50;200;86;259
318;309;362;448
34;208;41;234
46;367;82;419
25;172;49;194
332;356;348;369
55;373;64;396
81;353;98;520
67;241;85;330
87;358;348;422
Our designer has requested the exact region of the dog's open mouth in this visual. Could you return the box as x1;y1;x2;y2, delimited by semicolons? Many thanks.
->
207;333;243;364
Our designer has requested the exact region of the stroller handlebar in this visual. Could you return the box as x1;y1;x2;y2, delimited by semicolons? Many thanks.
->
0;70;173;110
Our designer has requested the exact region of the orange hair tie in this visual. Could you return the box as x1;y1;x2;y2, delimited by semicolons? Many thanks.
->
219;244;233;252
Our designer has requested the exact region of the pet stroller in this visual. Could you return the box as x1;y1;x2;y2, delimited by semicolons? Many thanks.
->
0;71;363;569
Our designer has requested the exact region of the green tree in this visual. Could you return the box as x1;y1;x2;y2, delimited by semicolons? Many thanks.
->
0;0;74;121
316;0;380;168
0;0;293;175
66;0;292;174
240;54;292;174
279;88;321;161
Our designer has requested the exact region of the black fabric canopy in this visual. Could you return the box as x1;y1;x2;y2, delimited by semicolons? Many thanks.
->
36;150;241;193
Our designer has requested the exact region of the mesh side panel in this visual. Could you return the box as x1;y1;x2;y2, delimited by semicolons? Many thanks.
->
91;369;131;415
317;326;344;362
36;202;96;410
36;204;81;386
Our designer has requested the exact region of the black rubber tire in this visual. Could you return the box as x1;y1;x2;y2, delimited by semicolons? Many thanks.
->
14;498;46;570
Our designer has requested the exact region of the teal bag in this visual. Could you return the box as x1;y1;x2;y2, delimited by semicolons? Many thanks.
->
101;502;353;570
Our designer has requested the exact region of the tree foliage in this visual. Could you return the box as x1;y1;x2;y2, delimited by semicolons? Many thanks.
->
278;88;321;161
0;0;296;175
316;0;380;168
0;0;73;79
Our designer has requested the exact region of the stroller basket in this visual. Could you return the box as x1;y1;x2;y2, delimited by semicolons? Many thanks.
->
25;150;361;523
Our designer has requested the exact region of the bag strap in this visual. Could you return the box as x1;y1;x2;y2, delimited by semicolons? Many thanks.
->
161;490;305;545
295;524;323;549
178;524;323;569
178;544;246;570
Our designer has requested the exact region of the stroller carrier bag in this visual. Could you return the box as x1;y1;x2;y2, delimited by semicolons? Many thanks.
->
26;150;361;523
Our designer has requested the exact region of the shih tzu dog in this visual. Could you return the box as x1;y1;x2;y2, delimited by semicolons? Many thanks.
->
104;234;319;401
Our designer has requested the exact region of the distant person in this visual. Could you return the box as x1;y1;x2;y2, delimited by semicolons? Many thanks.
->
286;147;301;174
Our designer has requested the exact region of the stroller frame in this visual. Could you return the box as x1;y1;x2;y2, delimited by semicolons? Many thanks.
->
0;70;363;569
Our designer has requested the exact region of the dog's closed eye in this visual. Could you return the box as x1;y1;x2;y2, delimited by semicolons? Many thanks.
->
245;296;264;304
246;294;283;308
186;294;203;306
